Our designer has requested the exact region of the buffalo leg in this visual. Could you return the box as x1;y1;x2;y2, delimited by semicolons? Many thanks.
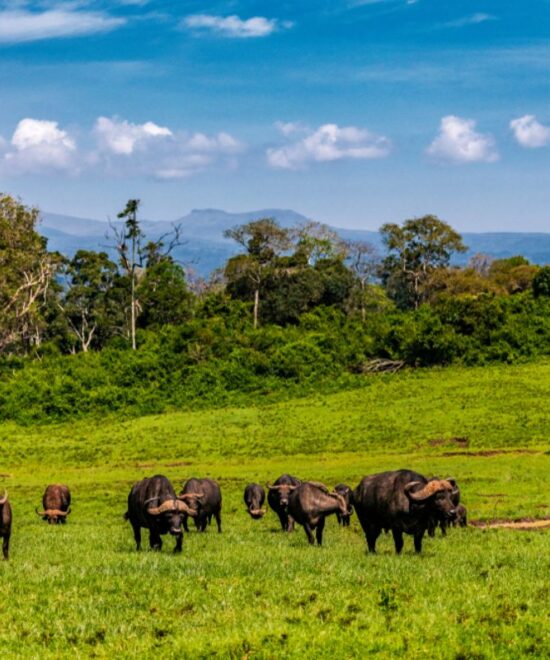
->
413;531;424;554
149;532;162;551
182;514;189;533
315;518;326;546
278;511;288;532
303;524;315;545
336;513;342;526
131;523;142;551
287;515;295;533
214;511;222;533
440;521;447;537
2;534;9;560
174;533;183;553
366;526;380;553
392;529;404;554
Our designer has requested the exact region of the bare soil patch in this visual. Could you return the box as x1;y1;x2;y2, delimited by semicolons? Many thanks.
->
441;449;540;457
429;436;469;448
471;517;550;530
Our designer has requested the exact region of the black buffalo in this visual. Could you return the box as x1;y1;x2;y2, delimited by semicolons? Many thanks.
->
267;474;301;532
244;483;266;519
354;470;458;554
0;491;11;560
180;478;222;533
287;482;347;545
427;477;462;537
334;483;354;526
125;475;196;552
36;484;71;524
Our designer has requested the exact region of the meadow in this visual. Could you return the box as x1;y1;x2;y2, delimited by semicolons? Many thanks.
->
0;361;549;657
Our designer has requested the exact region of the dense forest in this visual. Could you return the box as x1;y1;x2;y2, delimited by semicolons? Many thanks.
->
2;191;550;424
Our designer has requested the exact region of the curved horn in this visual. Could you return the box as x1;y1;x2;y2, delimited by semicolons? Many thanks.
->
177;493;204;501
35;507;46;517
0;490;7;505
175;500;196;516
445;477;460;495
405;480;449;501
147;500;178;516
248;508;266;517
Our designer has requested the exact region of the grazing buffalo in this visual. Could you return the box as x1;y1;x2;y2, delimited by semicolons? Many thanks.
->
244;483;266;519
287;482;348;545
267;474;301;532
36;484;71;524
354;470;458;554
125;475;196;552
0;491;11;560
334;483;354;526
180;478;222;533
454;504;468;527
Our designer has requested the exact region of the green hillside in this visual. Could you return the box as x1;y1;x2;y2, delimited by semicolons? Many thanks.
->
0;362;548;656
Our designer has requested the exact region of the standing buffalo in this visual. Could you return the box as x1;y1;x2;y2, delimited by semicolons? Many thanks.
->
334;483;354;526
0;491;11;560
354;470;458;554
35;484;71;524
244;483;266;519
427;477;463;537
267;474;301;532
180;478;222;533
287;482;348;545
125;475;196;552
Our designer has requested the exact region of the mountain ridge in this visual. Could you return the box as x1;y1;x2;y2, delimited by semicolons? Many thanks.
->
39;209;550;277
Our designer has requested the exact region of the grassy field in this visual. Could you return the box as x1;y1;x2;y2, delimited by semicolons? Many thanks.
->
0;362;549;657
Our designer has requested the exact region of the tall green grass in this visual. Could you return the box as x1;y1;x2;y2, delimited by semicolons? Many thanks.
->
0;361;548;657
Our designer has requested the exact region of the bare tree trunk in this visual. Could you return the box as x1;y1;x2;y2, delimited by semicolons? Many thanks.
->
130;229;137;350
253;287;260;329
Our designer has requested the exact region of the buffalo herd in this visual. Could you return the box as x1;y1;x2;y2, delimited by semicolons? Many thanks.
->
0;469;467;560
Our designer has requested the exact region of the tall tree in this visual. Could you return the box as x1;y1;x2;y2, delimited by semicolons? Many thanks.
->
224;218;291;328
345;240;379;320
110;200;184;347
380;215;467;309
116;199;142;350
0;194;59;353
59;250;123;352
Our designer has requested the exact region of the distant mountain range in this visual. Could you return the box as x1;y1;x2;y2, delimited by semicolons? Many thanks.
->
39;209;550;277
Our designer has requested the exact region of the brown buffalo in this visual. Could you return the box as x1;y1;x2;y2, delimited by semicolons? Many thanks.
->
287;482;348;545
36;484;71;524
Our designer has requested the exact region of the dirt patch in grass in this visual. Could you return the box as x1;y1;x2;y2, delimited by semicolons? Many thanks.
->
441;449;541;457
429;437;469;448
471;517;550;530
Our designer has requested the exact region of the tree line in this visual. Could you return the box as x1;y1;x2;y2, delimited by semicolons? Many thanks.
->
3;191;550;360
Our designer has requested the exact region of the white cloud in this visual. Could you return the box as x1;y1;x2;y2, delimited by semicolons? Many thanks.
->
0;8;125;44
183;14;285;38
267;123;391;169
443;13;496;28
94;117;172;155
93;116;242;179
274;121;309;137
426;115;498;164
1;118;77;174
510;115;550;148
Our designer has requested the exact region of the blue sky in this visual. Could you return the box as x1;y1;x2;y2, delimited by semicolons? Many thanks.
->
1;0;550;231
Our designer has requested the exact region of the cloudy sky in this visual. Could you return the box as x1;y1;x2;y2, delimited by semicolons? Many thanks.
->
1;0;550;231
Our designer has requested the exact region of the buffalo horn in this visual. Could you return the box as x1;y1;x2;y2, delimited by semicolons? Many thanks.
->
175;500;196;516
147;500;177;516
177;493;204;501
0;490;7;505
405;480;451;501
35;507;46;517
248;508;266;517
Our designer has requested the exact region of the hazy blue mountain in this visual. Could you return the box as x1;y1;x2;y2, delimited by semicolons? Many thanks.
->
39;209;550;277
